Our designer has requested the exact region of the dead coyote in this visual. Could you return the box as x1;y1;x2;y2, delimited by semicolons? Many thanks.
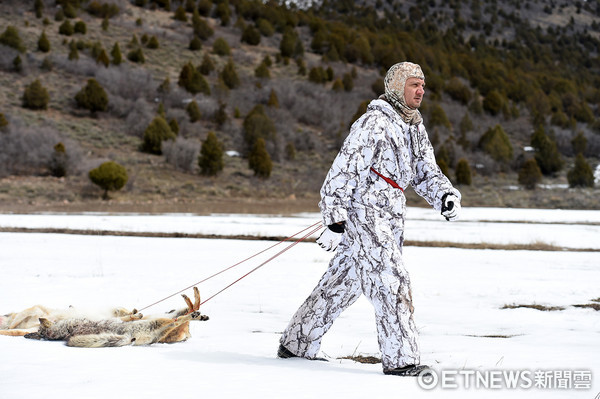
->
1;287;209;346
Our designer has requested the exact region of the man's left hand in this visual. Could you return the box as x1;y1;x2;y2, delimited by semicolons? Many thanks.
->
441;194;461;221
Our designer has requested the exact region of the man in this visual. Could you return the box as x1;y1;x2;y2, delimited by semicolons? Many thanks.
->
277;62;461;376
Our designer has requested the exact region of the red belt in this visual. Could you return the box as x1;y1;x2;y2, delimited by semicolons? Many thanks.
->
370;167;404;192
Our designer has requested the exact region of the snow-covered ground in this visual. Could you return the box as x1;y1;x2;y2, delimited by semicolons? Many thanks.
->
1;208;599;398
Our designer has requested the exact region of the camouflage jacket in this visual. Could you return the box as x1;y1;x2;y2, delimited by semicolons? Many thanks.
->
319;99;460;226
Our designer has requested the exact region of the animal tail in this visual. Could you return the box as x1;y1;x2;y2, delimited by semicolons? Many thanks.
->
67;333;132;348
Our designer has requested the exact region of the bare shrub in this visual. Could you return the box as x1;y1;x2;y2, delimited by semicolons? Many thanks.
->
49;54;99;77
0;116;84;176
162;137;200;173
95;64;154;101
124;98;154;137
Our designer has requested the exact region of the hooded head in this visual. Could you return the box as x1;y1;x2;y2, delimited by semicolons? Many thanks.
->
383;62;425;125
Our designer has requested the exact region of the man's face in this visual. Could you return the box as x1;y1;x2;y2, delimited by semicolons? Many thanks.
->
404;77;425;109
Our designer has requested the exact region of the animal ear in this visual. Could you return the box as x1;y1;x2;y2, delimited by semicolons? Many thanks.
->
39;318;52;328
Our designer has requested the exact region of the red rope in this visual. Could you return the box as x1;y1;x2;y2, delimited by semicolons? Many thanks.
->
199;223;323;306
138;221;323;312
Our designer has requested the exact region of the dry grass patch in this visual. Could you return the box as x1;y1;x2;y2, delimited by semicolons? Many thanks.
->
501;304;565;311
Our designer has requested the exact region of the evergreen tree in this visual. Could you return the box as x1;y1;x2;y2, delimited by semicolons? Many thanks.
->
127;47;145;63
220;59;240;89
178;62;210;95
530;127;563;175
68;40;79;60
59;20;74;36
198;131;224;176
571;131;587;155
111;42;122;65
189;36;202;51
212;37;231;56
567;153;594;188
429;103;452;129
34;0;45;18
186;100;202;122
248;138;272;178
267;89;279;108
147;35;159;49
38;31;50;53
174;6;187;22
75;78;108;114
478;125;513;164
241;25;261;45
22;79;50;110
88;161;128;200
255;62;270;79
518;158;542;190
142;116;176;155
96;48;110;67
168;118;179;136
12;55;22;73
74;20;87;34
0;113;8;131
0;26;25;52
50;142;68;178
455;158;472;185
214;102;228;126
243;105;276;150
199;54;214;75
192;9;213;40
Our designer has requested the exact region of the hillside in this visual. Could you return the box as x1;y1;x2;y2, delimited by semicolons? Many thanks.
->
0;0;599;214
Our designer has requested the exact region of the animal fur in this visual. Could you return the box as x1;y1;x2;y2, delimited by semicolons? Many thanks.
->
27;311;208;347
2;287;208;346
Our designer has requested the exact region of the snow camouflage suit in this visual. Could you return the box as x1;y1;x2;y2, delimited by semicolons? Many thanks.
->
280;98;460;370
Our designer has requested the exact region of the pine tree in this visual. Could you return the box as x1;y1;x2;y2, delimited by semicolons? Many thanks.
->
68;40;79;60
530;126;563;175
0;26;26;52
178;62;210;95
267;89;279;108
59;20;74;36
74;20;87;34
243;105;276;151
571;131;587;155
111;42;122;65
199;54;214;75
248;138;272;178
220;59;239;89
50;142;68;178
478;125;513;164
127;47;145;63
168;118;179;136
75;78;108;114
142;116;176;155
0;113;9;131
518;158;542;190
212;37;231;56
192;9;213;40
189;36;202;51
88;161;128;200
186;100;202;122
34;0;44;18
147;35;159;49
455;158;472;186
198;131;224;176
96;49;110;67
174;6;187;22
567;153;594;188
241;25;261;45
23;79;50;110
255;62;270;79
214;102;228;126
38;31;50;53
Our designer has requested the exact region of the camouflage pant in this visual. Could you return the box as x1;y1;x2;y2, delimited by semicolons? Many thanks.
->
280;206;420;370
